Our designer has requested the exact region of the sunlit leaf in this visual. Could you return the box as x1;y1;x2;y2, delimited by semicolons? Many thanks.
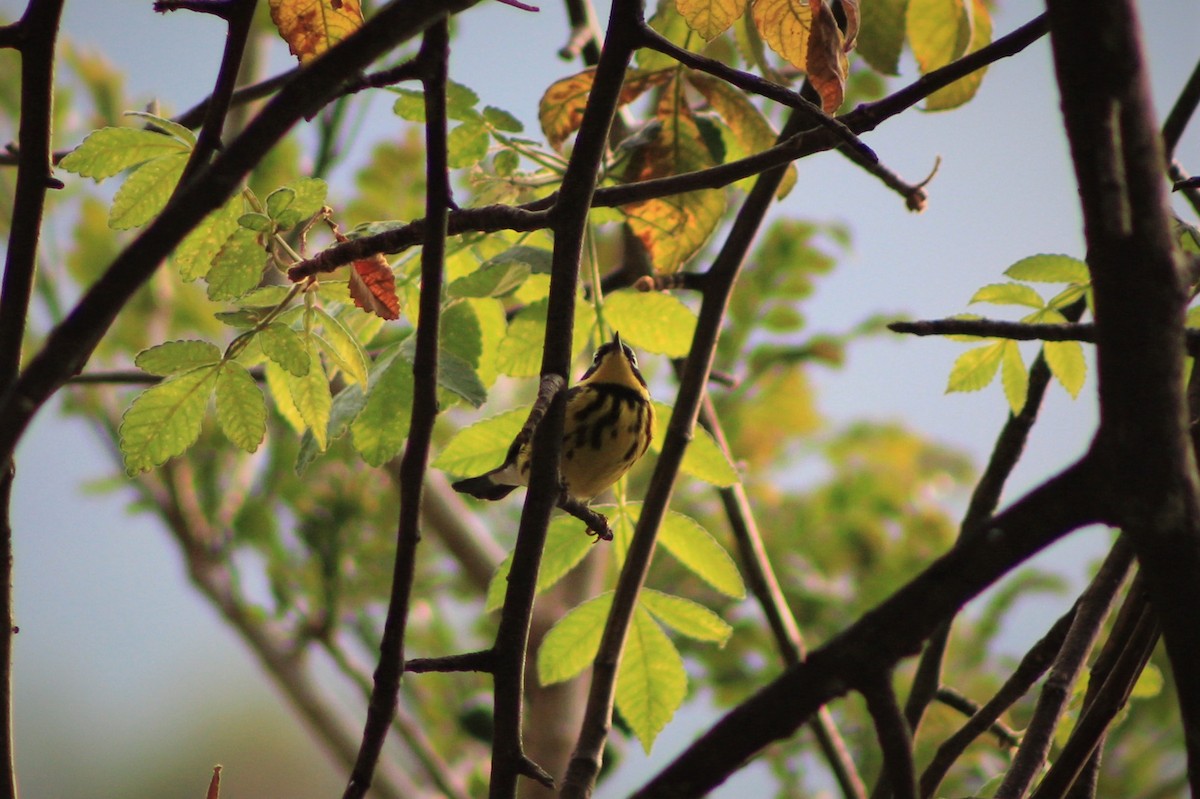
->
135;340;221;376
295;381;367;474
486;516;597;611
539;68;673;151
109;152;188;229
208;228;268;301
752;0;813;71
538;592;613;685
946;341;1004;393
496;299;596;377
1045;340;1086;398
1000;339;1028;415
907;0;971;78
616;605;687;753
268;0;363;64
448;118;490;169
173;194;243;282
59;126;190;181
283;342;333;450
351;348;414;465
1004;253;1091;284
677;0;745;40
806;0;848;113
640;1;696;72
448;258;532;298
310;308;369;386
483;105;523;133
657;508;746;597
604;291;697;358
925;0;992;111
119;366;218;475
259;323;311;377
650;402;740;487
216;362;267;452
264;360;305;433
641;588;733;644
969;283;1045;308
348;253;400;320
434;408;524;478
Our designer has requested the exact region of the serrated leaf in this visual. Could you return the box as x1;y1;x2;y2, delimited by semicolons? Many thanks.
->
1004;253;1091;284
216;362;267;452
448;120;489;169
752;0;814;70
857;0;906;74
924;0;992;111
59;127;190;181
616;605;687;753
640;2;695;72
605;291;697;358
538;592;613;685
448;259;532;299
806;0;849;113
486;516;597;611
1000;340;1028;414
119;366;218;474
969;283;1045;308
264;360;305;433
907;0;971;76
239;212;273;232
483;105;523;132
122;111;197;147
447;81;481;120
173;194;243;282
435;347;488;408
540;68;673;151
434;408;524;477
283;342;332;449
208;228;268;301
677;0;745;40
351;349;414;465
109;152;188;229
265;187;296;219
1045;340;1086;398
496;299;596;377
658;508;745;597
640;588;733;644
348;252;401;321
135;340;221;376
947;341;1004;393
268;0;363;64
392;88;425;122
310;308;369;386
649;402;739;487
277;177;328;228
296;382;367;474
237;285;294;308
259;323;310;377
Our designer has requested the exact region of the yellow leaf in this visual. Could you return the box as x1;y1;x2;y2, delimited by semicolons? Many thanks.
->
924;0;993;111
268;0;364;64
677;0;746;40
906;0;971;76
751;0;813;72
539;68;673;151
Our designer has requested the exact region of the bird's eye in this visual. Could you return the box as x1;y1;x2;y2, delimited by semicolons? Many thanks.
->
623;345;638;367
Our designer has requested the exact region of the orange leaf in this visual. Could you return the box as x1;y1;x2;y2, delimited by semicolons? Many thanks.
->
539;68;673;151
807;0;848;113
348;253;400;320
206;766;222;799
268;0;364;64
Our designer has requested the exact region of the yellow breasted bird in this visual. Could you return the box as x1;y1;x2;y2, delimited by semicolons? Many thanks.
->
451;331;654;509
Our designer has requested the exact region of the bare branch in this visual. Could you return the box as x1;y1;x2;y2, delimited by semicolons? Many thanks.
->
863;677;917;799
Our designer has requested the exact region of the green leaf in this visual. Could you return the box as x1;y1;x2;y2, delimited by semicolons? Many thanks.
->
604;291;697;358
135;340;221;376
108;152;188;229
264;360;305;433
238;212;274;233
946;341;1004;393
448;259;532;299
433;408;524;478
448;119;490;169
483;105;523;132
310;308;370;386
657;508;745;597
435;347;488;408
392;89;425;122
215;362;267;452
237;285;293;308
265;187;296;218
650;402;739;487
924;0;992;111
351;347;414;466
486;515;597;611
275;177;328;229
59;126;190;180
857;0;907;74
497;299;596;377
119;366;218;475
123;111;197;146
446;80;481;120
969;283;1045;309
1000;340;1028;415
1004;253;1090;284
173;194;243;282
207;228;268;301
538;592;613;685
1045;340;1086;398
616;605;687;753
640;589;732;644
283;342;333;450
1131;662;1163;699
259;323;310;377
296;382;367;474
907;0;970;76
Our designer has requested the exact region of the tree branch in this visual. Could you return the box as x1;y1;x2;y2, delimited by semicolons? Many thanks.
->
343;21;451;799
863;677;917;799
631;459;1102;797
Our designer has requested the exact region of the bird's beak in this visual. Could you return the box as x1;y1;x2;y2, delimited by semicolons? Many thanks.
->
611;331;623;348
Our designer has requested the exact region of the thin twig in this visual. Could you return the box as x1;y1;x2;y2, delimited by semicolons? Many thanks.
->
405;650;496;673
931;688;1019;748
342;22;452;799
863;677;917;799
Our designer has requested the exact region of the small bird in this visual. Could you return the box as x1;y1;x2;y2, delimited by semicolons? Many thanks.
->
452;331;654;518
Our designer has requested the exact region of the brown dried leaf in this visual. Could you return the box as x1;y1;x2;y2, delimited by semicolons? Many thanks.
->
267;0;364;64
348;253;400;320
539;68;673;151
807;0;847;113
841;0;860;51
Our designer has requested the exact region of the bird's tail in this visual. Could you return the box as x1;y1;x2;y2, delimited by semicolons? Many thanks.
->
451;471;519;501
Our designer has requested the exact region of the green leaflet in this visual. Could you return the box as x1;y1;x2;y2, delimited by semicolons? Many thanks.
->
604;290;697;358
173;194;243;282
947;341;1004;393
1045;340;1087;398
119;365;219;475
281;342;333;450
640;588;733;645
970;283;1045;309
259;323;311;378
207;228;268;301
496;298;596;377
650;401;739;487
616;604;687;753
433;408;524;478
310;307;370;387
296;382;368;475
537;591;613;685
59;126;190;180
108;151;188;229
134;340;221;376
215;362;267;452
657;508;745;598
1004;253;1090;284
486;515;598;611
1000;340;1028;415
351;347;414;466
